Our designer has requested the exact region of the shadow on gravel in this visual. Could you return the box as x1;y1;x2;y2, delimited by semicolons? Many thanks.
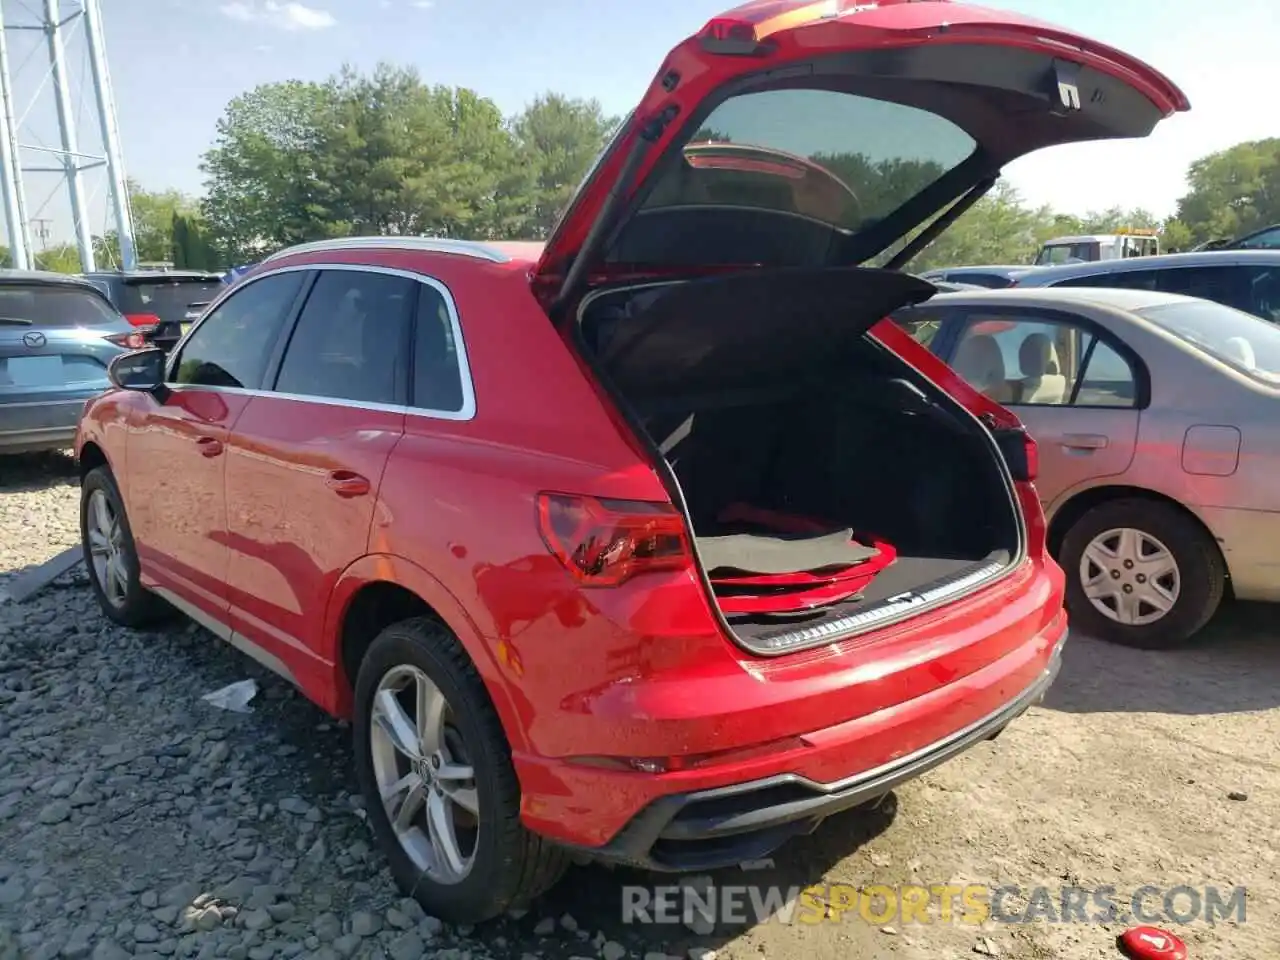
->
524;797;897;954
1044;601;1280;716
140;609;897;955
0;450;77;494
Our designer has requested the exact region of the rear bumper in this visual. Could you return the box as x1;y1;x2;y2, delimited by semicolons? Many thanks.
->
1195;505;1280;602
565;633;1063;871
0;398;88;453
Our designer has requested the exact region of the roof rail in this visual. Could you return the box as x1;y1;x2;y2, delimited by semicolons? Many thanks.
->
262;236;511;264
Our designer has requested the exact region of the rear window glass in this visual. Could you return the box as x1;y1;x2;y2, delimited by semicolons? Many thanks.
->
0;285;119;327
647;89;974;227
121;279;225;323
1136;299;1280;384
614;88;976;264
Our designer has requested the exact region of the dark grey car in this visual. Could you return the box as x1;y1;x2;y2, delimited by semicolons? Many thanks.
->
0;271;136;455
80;270;226;352
1012;249;1280;324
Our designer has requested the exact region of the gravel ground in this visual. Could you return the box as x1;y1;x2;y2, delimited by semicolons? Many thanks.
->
1;451;1276;960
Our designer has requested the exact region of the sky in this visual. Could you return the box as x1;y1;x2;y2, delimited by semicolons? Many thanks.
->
0;0;1274;248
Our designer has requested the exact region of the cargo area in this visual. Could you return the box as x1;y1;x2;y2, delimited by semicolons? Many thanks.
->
578;268;1023;653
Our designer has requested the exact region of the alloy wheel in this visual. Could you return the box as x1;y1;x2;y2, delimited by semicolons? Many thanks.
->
86;489;128;609
1078;526;1181;627
369;665;480;884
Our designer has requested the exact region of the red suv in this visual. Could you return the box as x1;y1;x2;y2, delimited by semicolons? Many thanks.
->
74;0;1185;924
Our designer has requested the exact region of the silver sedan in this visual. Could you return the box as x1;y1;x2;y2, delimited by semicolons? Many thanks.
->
891;286;1280;648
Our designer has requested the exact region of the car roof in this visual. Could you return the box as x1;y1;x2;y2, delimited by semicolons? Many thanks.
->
935;265;1029;274
81;270;224;281
922;286;1202;313
1016;248;1280;284
0;268;107;291
263;236;547;268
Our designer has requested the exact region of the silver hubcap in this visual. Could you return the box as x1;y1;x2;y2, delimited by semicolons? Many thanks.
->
86;489;128;609
1079;526;1180;626
370;666;479;884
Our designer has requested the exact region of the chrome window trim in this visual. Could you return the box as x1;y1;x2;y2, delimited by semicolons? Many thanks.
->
166;262;477;422
261;236;510;264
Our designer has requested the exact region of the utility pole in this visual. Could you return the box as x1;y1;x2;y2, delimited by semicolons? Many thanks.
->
29;217;50;250
0;1;136;273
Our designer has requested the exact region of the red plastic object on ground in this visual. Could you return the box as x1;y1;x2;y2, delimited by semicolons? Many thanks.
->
1118;927;1188;960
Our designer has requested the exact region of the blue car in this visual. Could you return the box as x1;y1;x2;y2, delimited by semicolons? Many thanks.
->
0;271;139;455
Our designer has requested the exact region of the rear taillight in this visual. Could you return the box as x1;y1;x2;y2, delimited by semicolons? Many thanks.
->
536;493;691;587
124;312;162;327
105;331;148;350
1023;433;1039;482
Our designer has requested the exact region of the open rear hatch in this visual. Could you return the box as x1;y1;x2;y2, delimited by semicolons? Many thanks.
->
533;0;1186;653
579;266;1026;653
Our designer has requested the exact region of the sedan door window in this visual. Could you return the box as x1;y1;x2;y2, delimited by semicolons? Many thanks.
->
171;272;305;389
951;315;1137;408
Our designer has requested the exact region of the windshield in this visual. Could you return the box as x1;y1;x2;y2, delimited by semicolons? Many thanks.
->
1137;299;1280;384
608;88;976;266
0;285;119;327
121;279;225;323
1036;242;1098;266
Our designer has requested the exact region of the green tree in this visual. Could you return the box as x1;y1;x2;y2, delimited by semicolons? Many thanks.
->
33;244;83;273
200;79;336;261
508;94;617;238
1172;139;1280;245
171;213;221;270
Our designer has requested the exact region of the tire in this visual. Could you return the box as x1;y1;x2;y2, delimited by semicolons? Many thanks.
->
352;617;569;924
1059;498;1225;650
80;466;170;628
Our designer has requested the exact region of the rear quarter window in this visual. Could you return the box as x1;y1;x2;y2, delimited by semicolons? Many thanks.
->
0;285;120;326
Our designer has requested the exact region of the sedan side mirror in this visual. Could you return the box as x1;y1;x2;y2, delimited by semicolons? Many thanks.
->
107;347;168;394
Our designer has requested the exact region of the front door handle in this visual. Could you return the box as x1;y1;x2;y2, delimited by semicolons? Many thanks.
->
326;470;370;498
196;436;223;458
1061;433;1108;451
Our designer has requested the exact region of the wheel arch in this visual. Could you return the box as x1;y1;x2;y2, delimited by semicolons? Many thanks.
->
77;439;109;478
324;555;529;752
1046;484;1231;588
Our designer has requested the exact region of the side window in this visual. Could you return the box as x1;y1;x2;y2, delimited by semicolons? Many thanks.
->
950;315;1135;408
1054;270;1160;291
1155;266;1249;313
411;282;466;413
1238;227;1280;250
172;272;304;389
1075;340;1137;407
274;269;415;406
1242;266;1280;323
889;308;945;349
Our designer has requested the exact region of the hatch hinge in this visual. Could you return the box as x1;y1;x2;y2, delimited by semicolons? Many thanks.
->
1049;59;1083;115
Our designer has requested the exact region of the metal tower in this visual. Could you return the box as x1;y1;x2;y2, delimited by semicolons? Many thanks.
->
0;0;135;272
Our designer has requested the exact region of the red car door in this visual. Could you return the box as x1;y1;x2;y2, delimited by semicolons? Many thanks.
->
126;271;309;622
221;266;413;687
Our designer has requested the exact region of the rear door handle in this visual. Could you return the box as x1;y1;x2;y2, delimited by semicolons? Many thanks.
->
326;470;370;498
1061;433;1108;451
196;436;223;458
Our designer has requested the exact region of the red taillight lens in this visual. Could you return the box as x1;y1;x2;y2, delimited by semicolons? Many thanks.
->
1023;433;1039;482
536;493;691;587
124;312;162;328
105;331;147;350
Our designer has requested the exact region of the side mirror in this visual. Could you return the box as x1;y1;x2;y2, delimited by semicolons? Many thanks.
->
107;347;167;393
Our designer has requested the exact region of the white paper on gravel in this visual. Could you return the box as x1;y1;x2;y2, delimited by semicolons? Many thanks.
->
201;679;258;713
